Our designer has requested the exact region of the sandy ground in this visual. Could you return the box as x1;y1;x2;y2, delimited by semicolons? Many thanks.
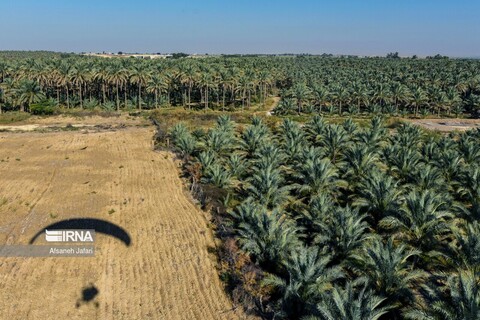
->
0;123;247;319
0;114;148;132
265;97;281;116
405;118;480;132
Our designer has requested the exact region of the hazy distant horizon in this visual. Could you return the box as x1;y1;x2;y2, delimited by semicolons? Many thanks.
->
2;50;479;59
2;0;479;58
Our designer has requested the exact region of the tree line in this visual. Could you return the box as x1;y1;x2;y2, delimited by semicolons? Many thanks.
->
169;115;480;319
0;54;479;117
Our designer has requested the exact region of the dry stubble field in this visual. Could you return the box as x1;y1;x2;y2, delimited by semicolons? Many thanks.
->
0;118;247;319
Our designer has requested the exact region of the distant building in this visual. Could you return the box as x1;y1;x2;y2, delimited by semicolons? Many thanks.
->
82;53;172;59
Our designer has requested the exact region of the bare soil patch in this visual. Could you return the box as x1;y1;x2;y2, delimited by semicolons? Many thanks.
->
406;118;480;132
0;114;150;132
0;125;247;319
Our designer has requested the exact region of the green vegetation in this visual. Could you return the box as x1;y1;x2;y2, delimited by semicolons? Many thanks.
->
30;100;56;115
0;111;30;124
0;54;479;118
168;115;480;319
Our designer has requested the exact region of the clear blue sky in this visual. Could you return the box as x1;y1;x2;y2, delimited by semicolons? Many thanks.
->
1;0;479;57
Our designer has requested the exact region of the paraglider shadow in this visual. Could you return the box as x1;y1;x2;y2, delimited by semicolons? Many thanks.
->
29;218;131;246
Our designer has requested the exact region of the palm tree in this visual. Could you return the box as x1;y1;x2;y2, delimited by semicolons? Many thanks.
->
318;124;350;165
237;74;254;110
298;193;335;240
448;221;480;271
0;77;15;113
312;85;330;114
410;86;428;117
239;119;270;157
405;271;480;320
69;63;90;108
408;164;446;192
279;118;308;162
146;75;167;109
457;166;480;221
174;133;197;158
180;62;198;109
129;64;150;109
257;70;272;105
373;84;390;107
15;79;45;112
311;280;392;320
93;63;109;104
245;161;291;208
107;63;128;110
343;144;379;182
315;206;371;265
354;169;403;223
291;82;311;113
201;163;232;189
305;115;327;142
263;247;343;318
294;157;342;198
203;126;236;156
274;98;297;115
234;203;301;271
56;62;71;108
351;239;426;315
380;190;453;257
332;85;349;115
391;82;408;114
198;72;214;110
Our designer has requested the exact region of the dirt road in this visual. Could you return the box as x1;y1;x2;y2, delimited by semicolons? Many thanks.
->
0;125;246;319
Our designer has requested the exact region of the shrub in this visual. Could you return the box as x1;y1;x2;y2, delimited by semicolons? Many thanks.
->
30;101;56;115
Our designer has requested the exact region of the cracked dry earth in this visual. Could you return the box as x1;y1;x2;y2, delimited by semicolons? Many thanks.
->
0;126;247;319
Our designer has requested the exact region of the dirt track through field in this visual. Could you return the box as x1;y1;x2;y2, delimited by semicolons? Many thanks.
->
0;127;245;319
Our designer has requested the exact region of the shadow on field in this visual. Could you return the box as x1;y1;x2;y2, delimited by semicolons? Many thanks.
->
76;284;100;308
29;218;131;246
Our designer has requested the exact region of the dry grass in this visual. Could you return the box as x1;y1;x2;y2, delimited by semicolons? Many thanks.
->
0;122;249;319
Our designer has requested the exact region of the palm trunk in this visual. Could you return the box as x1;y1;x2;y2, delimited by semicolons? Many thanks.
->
222;86;226;111
79;85;83;109
102;83;106;104
188;83;192;110
124;84;127;109
138;83;141;110
66;85;70;108
204;87;208;110
242;89;246;110
116;81;120;111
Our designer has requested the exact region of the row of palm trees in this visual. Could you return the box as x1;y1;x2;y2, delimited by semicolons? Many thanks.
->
170;115;480;319
0;56;277;113
275;81;479;117
1;55;479;117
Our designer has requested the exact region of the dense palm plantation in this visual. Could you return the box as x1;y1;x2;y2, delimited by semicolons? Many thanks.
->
0;53;480;117
169;115;480;319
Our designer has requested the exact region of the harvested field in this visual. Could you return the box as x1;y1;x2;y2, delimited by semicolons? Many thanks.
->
0;124;246;319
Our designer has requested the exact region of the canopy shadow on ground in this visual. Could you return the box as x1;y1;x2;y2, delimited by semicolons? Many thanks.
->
29;218;131;246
